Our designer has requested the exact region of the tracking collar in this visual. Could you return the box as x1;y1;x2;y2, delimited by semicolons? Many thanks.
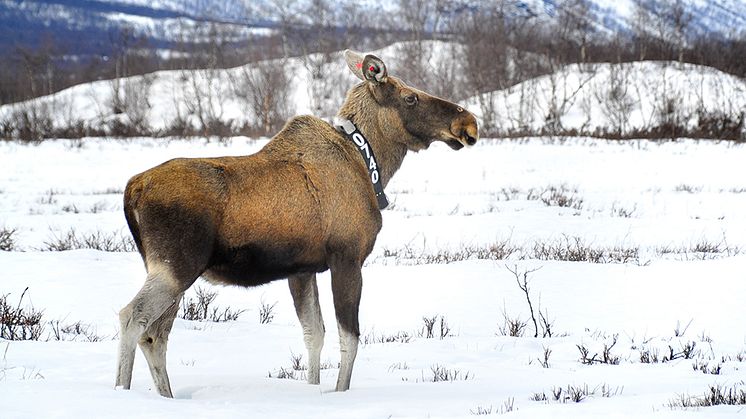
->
333;117;389;210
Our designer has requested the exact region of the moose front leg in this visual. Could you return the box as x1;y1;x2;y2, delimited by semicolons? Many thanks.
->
288;273;325;385
329;258;363;392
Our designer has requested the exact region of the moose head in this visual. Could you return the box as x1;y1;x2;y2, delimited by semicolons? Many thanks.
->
343;50;479;152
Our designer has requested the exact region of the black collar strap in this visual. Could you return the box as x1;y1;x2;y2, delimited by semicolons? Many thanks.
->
333;117;389;210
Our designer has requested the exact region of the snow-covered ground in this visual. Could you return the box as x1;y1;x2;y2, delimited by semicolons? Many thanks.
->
1;136;745;418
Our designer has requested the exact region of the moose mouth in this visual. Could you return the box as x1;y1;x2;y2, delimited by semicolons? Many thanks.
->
446;139;465;150
444;133;477;150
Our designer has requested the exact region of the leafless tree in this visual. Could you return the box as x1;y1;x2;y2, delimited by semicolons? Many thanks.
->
180;21;234;136
233;56;294;136
595;64;635;135
556;0;594;64
452;1;512;134
393;0;450;92
668;0;694;64
121;75;155;133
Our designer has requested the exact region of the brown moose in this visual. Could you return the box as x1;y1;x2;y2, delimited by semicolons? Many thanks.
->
115;50;479;397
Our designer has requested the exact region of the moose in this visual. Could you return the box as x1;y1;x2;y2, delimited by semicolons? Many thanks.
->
115;50;479;397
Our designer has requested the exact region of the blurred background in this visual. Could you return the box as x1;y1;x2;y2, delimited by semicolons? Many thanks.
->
1;0;744;141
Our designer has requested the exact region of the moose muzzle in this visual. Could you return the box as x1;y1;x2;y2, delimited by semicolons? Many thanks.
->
448;109;479;150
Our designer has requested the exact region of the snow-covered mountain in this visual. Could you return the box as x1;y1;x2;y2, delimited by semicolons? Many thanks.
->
2;0;745;57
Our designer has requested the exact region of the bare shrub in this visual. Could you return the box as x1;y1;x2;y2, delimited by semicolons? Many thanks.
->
48;320;104;342
0;227;18;251
668;384;746;408
269;352;337;380
693;110;745;141
654;94;688;140
497;306;527;338
269;366;299;380
530;392;548;402
610;202;636;218
388;362;409;371
504;264;560;338
692;360;721;375
540;383;623;404
662;341;699;362
430;364;472;382
577;335;621;365
639;346;660;364
540;185;583;210
290;352;305;371
233;58;294;136
258;300;277;324
362;330;412;345
538;346;552;368
7;101;54;142
179;286;245;322
674;319;692;337
470;398;515;415
118;75;155;135
506;265;542;338
381;239;518;265
532;235;639;264
0;288;45;341
419;315;452;339
657;238;740;260
674;184;702;193
595;63;636;135
42;228;136;252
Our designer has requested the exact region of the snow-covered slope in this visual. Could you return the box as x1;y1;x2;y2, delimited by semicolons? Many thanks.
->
1;136;745;418
465;61;746;136
0;41;464;134
2;41;743;139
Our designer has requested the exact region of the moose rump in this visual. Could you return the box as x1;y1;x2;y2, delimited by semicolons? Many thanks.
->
125;155;332;287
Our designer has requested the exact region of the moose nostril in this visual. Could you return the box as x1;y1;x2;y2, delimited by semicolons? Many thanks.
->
460;128;477;146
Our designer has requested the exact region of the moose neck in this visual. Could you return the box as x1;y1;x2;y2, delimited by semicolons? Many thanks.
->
337;84;408;189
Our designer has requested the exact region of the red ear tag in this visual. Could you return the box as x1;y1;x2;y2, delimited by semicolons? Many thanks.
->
369;65;376;72
355;62;362;69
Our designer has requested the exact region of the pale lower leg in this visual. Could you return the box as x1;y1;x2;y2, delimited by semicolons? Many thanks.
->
329;258;362;392
335;325;359;392
288;274;325;385
138;295;181;398
115;274;180;391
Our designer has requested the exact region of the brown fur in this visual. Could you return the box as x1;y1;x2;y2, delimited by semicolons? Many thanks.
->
116;50;478;397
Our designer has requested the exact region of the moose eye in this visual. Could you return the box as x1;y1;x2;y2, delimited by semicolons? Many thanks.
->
404;94;418;106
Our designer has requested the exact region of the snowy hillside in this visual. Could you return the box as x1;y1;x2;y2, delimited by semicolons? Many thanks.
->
1;136;745;418
465;61;746;137
2;40;744;139
0;41;465;134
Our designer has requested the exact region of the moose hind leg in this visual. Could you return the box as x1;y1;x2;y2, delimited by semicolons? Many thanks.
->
329;259;362;392
115;271;184;393
138;293;182;398
288;273;325;385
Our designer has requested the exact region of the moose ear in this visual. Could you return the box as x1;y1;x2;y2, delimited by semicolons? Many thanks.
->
344;49;366;80
344;50;387;84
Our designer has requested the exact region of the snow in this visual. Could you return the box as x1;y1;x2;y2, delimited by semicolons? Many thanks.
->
1;35;746;418
465;61;746;136
1;136;745;418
